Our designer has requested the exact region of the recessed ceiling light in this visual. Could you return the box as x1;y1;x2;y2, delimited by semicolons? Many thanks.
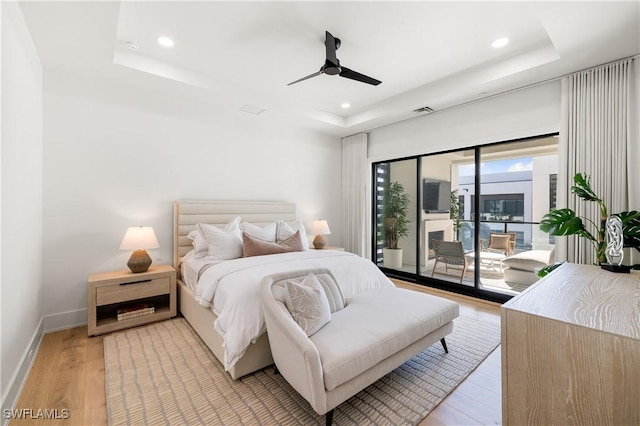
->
157;36;174;48
491;37;509;49
341;102;351;109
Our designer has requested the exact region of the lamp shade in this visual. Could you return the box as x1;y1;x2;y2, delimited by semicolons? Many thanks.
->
119;226;160;251
311;220;331;235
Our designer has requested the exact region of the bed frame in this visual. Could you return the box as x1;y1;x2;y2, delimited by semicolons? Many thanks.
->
173;200;297;379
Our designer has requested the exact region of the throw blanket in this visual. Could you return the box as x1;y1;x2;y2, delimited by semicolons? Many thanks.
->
194;250;395;370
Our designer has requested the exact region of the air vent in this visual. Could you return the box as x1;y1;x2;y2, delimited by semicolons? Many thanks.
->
413;106;434;113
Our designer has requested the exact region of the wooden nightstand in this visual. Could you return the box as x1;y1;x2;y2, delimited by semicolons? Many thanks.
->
88;264;176;336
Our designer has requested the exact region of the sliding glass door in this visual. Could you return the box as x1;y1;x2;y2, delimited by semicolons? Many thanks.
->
374;159;418;277
373;135;558;302
420;151;474;287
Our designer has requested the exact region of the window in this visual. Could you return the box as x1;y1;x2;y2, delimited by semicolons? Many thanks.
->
374;163;390;264
482;194;525;220
549;174;557;209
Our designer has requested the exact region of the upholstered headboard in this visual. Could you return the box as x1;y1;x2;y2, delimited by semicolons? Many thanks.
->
173;200;297;277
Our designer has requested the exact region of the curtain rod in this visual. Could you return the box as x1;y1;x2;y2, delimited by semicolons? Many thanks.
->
346;54;639;138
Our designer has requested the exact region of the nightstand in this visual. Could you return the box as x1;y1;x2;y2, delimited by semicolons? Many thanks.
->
87;264;176;336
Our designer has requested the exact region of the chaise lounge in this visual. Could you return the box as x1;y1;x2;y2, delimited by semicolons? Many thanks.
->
260;268;460;425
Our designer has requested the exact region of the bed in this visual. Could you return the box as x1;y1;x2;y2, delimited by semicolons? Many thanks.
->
173;200;395;379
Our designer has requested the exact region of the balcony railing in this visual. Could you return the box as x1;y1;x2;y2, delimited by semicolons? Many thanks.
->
457;219;554;253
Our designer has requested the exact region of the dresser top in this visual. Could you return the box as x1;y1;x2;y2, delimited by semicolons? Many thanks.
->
502;263;640;340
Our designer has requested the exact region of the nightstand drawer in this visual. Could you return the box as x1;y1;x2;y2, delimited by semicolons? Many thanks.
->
96;277;170;306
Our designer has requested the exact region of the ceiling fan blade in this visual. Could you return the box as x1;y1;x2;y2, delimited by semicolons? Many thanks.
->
325;31;338;66
339;67;382;86
287;70;324;86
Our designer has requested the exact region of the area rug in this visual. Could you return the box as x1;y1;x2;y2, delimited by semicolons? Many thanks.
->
104;316;500;425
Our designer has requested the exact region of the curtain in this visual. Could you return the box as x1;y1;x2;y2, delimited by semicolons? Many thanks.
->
558;58;638;265
341;133;368;256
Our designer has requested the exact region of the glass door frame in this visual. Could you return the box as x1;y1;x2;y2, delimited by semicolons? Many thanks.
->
371;133;558;304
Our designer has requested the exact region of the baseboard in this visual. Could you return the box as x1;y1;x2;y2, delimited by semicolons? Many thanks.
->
1;309;87;425
1;318;44;426
43;308;87;333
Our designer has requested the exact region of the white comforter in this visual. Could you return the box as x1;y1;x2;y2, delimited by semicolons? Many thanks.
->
193;250;395;370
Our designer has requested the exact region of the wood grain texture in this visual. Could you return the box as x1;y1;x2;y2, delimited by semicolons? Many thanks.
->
502;263;640;425
87;265;176;336
503;263;640;338
11;328;107;426
16;282;502;426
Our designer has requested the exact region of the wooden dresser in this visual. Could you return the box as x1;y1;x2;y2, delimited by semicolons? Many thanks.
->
501;263;640;425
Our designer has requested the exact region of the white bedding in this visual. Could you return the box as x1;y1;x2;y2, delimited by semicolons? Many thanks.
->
192;250;395;370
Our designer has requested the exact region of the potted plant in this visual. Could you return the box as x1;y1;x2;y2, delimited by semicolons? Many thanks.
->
382;181;410;268
539;173;640;268
450;189;462;240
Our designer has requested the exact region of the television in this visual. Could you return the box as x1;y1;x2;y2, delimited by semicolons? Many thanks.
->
423;179;451;213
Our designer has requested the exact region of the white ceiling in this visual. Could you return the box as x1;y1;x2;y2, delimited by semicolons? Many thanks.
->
19;1;640;136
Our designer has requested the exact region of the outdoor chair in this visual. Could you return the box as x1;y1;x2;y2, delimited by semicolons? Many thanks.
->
480;232;516;257
431;240;468;284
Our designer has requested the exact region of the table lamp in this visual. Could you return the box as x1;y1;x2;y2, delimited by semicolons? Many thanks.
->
119;226;160;273
311;220;331;249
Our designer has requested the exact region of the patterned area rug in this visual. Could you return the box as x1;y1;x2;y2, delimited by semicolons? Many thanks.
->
104;316;500;425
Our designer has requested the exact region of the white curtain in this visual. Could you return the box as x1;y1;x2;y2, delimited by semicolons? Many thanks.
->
341;133;368;256
558;58;638;265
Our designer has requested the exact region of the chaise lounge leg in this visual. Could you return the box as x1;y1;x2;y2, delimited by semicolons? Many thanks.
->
440;338;448;353
325;409;334;426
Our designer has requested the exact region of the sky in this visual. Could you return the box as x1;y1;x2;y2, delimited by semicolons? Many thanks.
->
458;157;533;176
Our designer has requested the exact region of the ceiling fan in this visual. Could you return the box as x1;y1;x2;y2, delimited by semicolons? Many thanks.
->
287;31;382;87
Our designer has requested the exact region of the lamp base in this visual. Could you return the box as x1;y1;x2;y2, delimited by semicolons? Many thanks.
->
127;249;152;273
313;235;327;250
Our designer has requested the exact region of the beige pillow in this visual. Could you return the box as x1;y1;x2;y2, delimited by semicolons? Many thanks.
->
242;230;304;257
284;273;331;337
490;234;510;250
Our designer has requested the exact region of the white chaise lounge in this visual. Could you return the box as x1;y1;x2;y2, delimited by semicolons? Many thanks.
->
260;268;460;426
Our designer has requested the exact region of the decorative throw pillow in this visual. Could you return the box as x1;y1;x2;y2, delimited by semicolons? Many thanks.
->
242;230;304;257
198;217;243;260
240;221;277;242
276;219;309;250
489;234;510;250
186;230;208;258
284;273;332;337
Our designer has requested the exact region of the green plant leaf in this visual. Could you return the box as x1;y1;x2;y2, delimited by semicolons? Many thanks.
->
540;208;596;241
617;210;640;248
571;173;602;203
536;262;564;278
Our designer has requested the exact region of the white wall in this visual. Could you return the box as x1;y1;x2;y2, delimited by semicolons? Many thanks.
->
368;81;561;162
41;71;341;320
1;1;43;408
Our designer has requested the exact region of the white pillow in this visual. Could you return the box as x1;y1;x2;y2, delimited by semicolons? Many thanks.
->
198;217;243;260
284;273;331;337
186;230;208;258
277;219;309;250
503;250;553;272
241;221;277;242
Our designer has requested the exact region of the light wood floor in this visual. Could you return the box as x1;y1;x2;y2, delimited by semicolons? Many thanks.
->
12;281;502;426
